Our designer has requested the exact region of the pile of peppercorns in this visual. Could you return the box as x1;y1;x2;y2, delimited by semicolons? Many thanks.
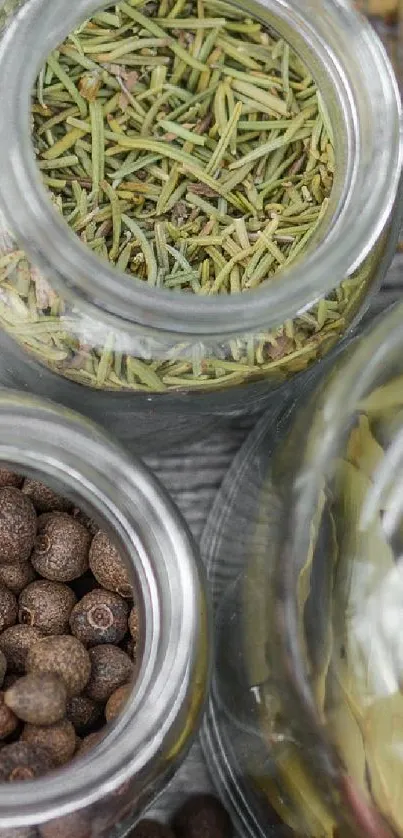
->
0;468;139;780
132;795;232;838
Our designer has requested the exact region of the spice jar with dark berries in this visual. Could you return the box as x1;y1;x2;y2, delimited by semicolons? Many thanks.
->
0;389;209;838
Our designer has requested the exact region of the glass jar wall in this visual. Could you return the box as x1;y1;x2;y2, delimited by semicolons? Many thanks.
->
201;301;403;838
0;0;401;452
0;390;208;838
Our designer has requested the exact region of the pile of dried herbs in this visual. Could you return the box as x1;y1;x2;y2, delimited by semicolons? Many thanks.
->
260;380;403;837
0;0;375;391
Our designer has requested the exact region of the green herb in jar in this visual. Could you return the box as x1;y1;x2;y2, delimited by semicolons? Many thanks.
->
0;0;376;393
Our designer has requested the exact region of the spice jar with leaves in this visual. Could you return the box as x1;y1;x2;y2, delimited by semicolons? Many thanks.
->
201;300;403;838
0;0;400;452
0;389;208;838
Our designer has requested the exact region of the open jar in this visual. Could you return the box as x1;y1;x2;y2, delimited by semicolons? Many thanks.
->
0;389;208;838
201;301;403;838
0;0;401;452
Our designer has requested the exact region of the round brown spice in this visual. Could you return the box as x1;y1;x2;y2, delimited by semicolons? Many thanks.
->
5;674;67;726
128;606;140;642
76;729;105;757
19;581;76;636
30;514;90;582
0;741;53;781
130;821;175;838
22;719;76;767
86;645;133;703
26;635;91;696
71;509;99;538
0;626;44;673
0;562;36;596
66;694;101;735
105;683;131;723
0;585;17;633
22;479;71;515
172;795;232;838
70;589;128;647
0;692;18;739
0;470;23;490
0;488;36;565
39;812;91;838
89;532;132;598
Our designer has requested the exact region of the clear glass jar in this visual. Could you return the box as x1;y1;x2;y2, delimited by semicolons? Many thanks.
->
0;389;208;838
201;300;403;838
0;0;401;452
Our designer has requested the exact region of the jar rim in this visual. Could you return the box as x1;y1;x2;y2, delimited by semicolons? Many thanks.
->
0;0;401;338
0;391;205;827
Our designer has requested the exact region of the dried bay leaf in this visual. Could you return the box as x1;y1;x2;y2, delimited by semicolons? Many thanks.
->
364;692;403;836
326;690;368;795
275;749;336;838
358;376;403;417
346;414;384;481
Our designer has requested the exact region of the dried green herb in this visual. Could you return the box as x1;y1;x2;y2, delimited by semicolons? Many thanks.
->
0;0;377;392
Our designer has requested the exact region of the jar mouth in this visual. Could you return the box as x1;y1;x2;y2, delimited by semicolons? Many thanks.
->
0;0;400;338
0;391;203;827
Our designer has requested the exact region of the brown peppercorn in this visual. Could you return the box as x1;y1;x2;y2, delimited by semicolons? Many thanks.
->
39;812;91;838
19;581;76;636
86;645;133;703
30;514;90;582
0;586;17;634
130;822;175;838
0;470;23;490
89;532;132;598
22;719;76;767
71;508;99;538
0;562;36;596
0;489;36;565
76;729;105;756
21;479;71;515
70;589;128;647
0;649;7;688
66;694;101;735
0;692;18;739
5;674;67;725
0;626;44;673
105;683;131;723
172;795;232;838
26;635;91;696
0;741;53;781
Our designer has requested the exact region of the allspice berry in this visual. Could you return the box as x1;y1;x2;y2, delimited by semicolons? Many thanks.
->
70;589;128;647
19;581;76;636
22;479;71;515
39;812;91;838
30;514;90;582
0;488;36;564
128;606;140;642
0;692;18;739
71;509;99;538
77;729;104;756
66;695;101;735
0;649;7;687
22;719;76;767
0;741;53;781
0;470;23;490
0;585;17;633
89;532;132;598
5;674;67;726
26;635;91;696
0;626;44;673
86;645;133;702
105;683;131;723
172;795;232;838
130;821;175;838
0;562;36;596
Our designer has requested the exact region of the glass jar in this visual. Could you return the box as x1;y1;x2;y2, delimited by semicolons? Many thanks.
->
201;300;403;838
0;0;401;452
0;389;208;838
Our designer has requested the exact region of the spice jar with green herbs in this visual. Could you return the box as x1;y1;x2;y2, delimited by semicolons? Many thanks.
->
201;301;403;838
0;0;400;451
0;389;208;838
